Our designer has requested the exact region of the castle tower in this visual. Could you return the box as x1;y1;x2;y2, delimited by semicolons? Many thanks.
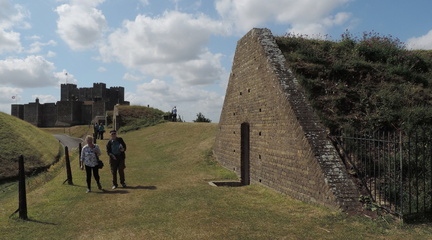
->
61;84;79;101
92;82;107;100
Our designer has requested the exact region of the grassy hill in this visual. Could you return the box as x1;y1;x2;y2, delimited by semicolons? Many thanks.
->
276;31;432;133
107;105;167;133
1;122;432;239
0;112;61;182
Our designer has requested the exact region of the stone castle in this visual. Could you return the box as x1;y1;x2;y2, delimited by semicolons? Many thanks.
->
11;82;129;127
214;28;361;212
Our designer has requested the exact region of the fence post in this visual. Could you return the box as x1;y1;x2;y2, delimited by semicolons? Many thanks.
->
18;155;28;220
399;131;404;218
78;143;82;168
63;146;73;185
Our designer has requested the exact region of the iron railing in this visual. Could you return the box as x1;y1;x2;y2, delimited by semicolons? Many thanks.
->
331;128;432;221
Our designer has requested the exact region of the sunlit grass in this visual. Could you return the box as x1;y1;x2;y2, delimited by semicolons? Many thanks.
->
0;113;61;180
1;122;432;239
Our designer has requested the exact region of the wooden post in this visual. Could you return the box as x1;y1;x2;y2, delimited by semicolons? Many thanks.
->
63;146;73;185
78;143;82;168
18;155;28;220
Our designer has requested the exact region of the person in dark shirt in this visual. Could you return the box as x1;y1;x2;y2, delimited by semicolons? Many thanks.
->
106;130;127;189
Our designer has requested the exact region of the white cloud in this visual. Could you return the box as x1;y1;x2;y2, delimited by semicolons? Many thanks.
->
99;11;227;86
46;51;56;58
70;0;106;8
0;0;30;29
98;66;107;72
139;0;150;6
215;0;351;35
0;86;22;101
128;79;224;122
407;30;432;50
55;1;107;50
54;70;77;85
27;40;57;53
31;94;57;104
0;0;30;54
123;73;143;81
289;12;351;37
0;56;58;88
0;86;22;114
0;29;22;54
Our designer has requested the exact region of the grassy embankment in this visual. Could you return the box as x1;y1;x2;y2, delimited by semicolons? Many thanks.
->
0;112;61;181
1;121;432;239
277;32;432;133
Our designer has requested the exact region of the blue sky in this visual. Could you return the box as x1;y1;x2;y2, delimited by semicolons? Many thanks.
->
1;0;432;122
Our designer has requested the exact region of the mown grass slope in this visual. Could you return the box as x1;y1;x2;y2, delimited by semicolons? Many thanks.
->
0;112;61;181
1;122;432;239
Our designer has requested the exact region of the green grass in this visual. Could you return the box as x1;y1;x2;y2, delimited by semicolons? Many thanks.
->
276;32;432;133
1;122;432;239
0;112;61;180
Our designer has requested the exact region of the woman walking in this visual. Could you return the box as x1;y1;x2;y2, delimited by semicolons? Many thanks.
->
80;135;103;193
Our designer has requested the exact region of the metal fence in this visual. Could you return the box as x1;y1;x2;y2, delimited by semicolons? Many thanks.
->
331;128;432;221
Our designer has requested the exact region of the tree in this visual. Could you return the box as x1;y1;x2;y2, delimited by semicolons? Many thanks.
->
193;112;211;123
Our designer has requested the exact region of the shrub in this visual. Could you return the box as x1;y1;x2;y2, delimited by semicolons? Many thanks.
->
276;31;432;133
193;112;211;123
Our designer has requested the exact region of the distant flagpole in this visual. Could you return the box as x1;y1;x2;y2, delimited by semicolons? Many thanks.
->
65;72;68;84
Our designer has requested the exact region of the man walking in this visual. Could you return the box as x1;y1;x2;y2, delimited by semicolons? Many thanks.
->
106;130;127;189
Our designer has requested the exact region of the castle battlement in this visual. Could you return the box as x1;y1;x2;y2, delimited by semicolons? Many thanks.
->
11;82;130;127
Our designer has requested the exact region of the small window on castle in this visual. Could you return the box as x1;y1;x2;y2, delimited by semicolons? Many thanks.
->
259;132;262;136
248;89;251;93
259;108;262;112
240;92;242;95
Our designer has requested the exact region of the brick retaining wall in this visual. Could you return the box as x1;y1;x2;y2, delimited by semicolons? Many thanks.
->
214;28;361;211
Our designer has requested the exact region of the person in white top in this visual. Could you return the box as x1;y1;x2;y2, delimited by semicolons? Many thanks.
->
80;135;103;193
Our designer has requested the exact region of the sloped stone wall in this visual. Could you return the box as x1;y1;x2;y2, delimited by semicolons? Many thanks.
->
214;28;361;211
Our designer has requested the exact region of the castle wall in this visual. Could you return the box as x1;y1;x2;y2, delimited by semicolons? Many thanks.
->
23;101;42;127
41;103;57;127
78;88;93;101
92;101;106;120
93;83;106;100
81;104;93;124
56;101;83;126
61;84;79;101
11;105;24;119
214;28;360;211
107;87;125;110
12;83;129;127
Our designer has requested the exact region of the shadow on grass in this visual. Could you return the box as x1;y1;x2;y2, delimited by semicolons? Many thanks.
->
9;216;58;225
26;218;58;225
95;189;129;194
127;185;157;190
93;185;157;194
